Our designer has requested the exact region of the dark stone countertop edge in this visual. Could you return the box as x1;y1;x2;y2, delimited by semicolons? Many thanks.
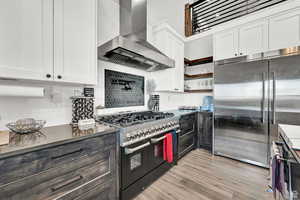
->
278;125;300;164
0;128;119;160
165;109;213;117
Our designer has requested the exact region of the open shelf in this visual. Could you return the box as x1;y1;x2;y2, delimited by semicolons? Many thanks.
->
184;73;213;80
184;56;213;66
184;89;213;93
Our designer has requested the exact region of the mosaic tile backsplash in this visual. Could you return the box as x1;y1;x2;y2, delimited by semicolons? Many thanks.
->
105;70;145;108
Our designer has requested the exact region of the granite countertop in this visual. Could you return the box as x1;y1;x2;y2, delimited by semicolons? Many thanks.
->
0;123;118;159
278;124;300;163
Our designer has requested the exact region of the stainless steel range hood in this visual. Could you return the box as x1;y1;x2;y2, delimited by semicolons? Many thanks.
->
98;0;175;72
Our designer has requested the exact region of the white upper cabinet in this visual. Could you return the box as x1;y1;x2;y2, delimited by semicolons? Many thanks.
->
98;0;120;45
151;25;184;92
172;38;184;92
239;20;268;55
213;7;300;61
54;0;97;85
269;9;300;50
0;0;53;81
214;29;238;61
214;20;268;61
0;0;97;85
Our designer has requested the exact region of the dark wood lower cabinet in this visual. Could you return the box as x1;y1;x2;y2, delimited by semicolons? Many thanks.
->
197;112;213;151
0;132;118;200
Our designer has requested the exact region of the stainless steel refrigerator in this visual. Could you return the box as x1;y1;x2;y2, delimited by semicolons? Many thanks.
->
214;53;300;167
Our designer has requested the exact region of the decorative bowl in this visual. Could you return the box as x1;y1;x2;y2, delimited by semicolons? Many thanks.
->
6;118;46;134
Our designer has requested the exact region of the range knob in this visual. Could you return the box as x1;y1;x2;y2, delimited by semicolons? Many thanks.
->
155;126;160;131
138;131;143;137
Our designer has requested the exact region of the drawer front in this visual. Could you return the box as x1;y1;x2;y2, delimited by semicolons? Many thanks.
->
0;148;115;200
0;133;116;186
178;133;195;157
72;181;114;200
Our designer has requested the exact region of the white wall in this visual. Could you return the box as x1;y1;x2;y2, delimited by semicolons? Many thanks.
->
185;35;213;60
148;0;187;37
0;81;79;130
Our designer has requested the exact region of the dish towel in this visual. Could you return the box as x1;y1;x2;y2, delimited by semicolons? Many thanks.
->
163;133;173;163
271;154;286;198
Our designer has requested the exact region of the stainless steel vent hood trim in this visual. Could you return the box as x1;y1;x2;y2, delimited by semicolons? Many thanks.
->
215;46;300;65
98;0;175;71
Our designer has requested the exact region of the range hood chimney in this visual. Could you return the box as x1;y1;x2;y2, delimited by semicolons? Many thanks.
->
98;0;175;71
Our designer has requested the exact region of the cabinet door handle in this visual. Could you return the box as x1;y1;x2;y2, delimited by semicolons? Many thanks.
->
46;74;51;78
51;175;83;192
235;53;238;56
240;53;243;55
51;148;83;160
57;75;62;79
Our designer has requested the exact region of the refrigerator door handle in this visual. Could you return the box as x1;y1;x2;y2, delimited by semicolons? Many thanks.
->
272;72;276;124
261;72;266;123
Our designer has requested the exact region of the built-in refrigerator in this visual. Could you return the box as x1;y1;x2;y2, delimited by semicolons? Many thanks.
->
214;54;300;167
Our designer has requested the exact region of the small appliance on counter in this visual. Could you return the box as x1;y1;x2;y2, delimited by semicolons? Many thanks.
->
201;96;213;112
6;118;46;134
148;94;160;111
71;96;95;124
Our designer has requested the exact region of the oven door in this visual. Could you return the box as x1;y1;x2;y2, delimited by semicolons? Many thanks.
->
148;133;168;169
121;139;151;189
179;114;196;137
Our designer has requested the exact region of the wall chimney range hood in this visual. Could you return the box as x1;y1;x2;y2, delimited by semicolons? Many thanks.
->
98;0;175;72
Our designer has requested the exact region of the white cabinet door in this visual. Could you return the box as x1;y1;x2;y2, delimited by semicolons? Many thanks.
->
214;29;238;61
98;0;120;46
151;28;184;92
0;0;53;81
54;0;97;85
151;29;173;91
269;9;300;50
171;38;184;92
239;20;268;55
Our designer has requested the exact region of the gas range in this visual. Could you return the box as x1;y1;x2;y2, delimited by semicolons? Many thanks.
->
96;111;180;147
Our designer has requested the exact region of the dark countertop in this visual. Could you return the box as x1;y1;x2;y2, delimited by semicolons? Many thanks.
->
0;123;118;159
166;109;213;117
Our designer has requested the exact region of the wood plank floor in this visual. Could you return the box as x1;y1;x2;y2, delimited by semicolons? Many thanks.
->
134;149;273;200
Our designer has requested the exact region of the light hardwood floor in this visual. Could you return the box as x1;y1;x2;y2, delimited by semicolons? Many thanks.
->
134;149;273;200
